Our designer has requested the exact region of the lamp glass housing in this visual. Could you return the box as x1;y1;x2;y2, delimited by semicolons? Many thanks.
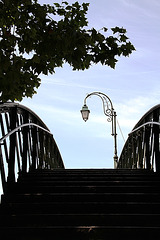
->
81;104;90;122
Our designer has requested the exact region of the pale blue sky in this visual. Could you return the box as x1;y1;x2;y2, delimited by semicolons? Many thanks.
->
21;0;160;169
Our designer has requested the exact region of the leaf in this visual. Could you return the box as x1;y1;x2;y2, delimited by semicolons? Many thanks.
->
103;27;108;32
54;3;60;8
62;2;68;5
111;27;127;34
82;3;89;12
120;34;128;42
32;55;40;63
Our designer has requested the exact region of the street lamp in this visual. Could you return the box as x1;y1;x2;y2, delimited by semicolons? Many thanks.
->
80;92;118;168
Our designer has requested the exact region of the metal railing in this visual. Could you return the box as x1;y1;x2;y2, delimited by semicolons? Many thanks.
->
118;104;160;172
0;103;64;193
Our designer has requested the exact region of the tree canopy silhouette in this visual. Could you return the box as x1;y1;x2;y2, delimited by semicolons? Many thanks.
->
0;0;135;102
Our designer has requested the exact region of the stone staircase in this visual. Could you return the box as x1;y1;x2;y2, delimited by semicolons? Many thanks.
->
0;169;160;239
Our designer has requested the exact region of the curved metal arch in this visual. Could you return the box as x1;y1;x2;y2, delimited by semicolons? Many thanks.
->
0;102;50;130
133;104;160;130
118;104;160;172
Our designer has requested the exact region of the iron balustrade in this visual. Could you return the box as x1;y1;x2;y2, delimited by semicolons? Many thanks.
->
118;104;160;172
0;103;64;194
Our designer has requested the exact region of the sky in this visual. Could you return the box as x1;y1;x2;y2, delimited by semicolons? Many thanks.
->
21;0;160;169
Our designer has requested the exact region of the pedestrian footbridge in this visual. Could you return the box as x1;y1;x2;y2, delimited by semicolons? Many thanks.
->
0;102;160;239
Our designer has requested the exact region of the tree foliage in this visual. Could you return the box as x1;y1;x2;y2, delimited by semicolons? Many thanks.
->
0;0;135;102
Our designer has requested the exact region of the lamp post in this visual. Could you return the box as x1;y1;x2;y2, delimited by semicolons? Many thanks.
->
80;92;118;168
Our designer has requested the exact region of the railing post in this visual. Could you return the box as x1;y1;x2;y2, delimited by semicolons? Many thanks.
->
154;125;160;172
0;148;7;193
30;126;38;170
144;126;151;170
137;132;143;168
8;107;17;185
22;110;29;174
39;130;45;169
153;110;160;172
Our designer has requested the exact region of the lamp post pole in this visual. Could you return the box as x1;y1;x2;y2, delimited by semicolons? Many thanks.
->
81;92;118;168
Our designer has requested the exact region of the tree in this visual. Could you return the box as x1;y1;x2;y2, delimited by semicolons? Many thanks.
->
0;0;135;102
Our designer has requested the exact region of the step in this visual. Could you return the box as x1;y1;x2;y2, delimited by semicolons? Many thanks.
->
1;213;160;227
26;168;153;173
18;169;157;176
3;202;160;214
0;225;160;240
2;192;160;203
13;185;160;194
17;179;160;186
18;168;156;177
17;174;160;183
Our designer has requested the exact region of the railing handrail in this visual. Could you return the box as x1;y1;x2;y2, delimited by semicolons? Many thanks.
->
133;104;160;130
0;123;52;144
129;121;160;136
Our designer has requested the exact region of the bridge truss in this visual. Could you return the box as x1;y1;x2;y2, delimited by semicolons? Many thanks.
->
118;104;160;172
0;103;64;193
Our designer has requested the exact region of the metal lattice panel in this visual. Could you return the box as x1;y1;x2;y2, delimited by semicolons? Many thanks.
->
0;102;64;194
118;104;160;172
